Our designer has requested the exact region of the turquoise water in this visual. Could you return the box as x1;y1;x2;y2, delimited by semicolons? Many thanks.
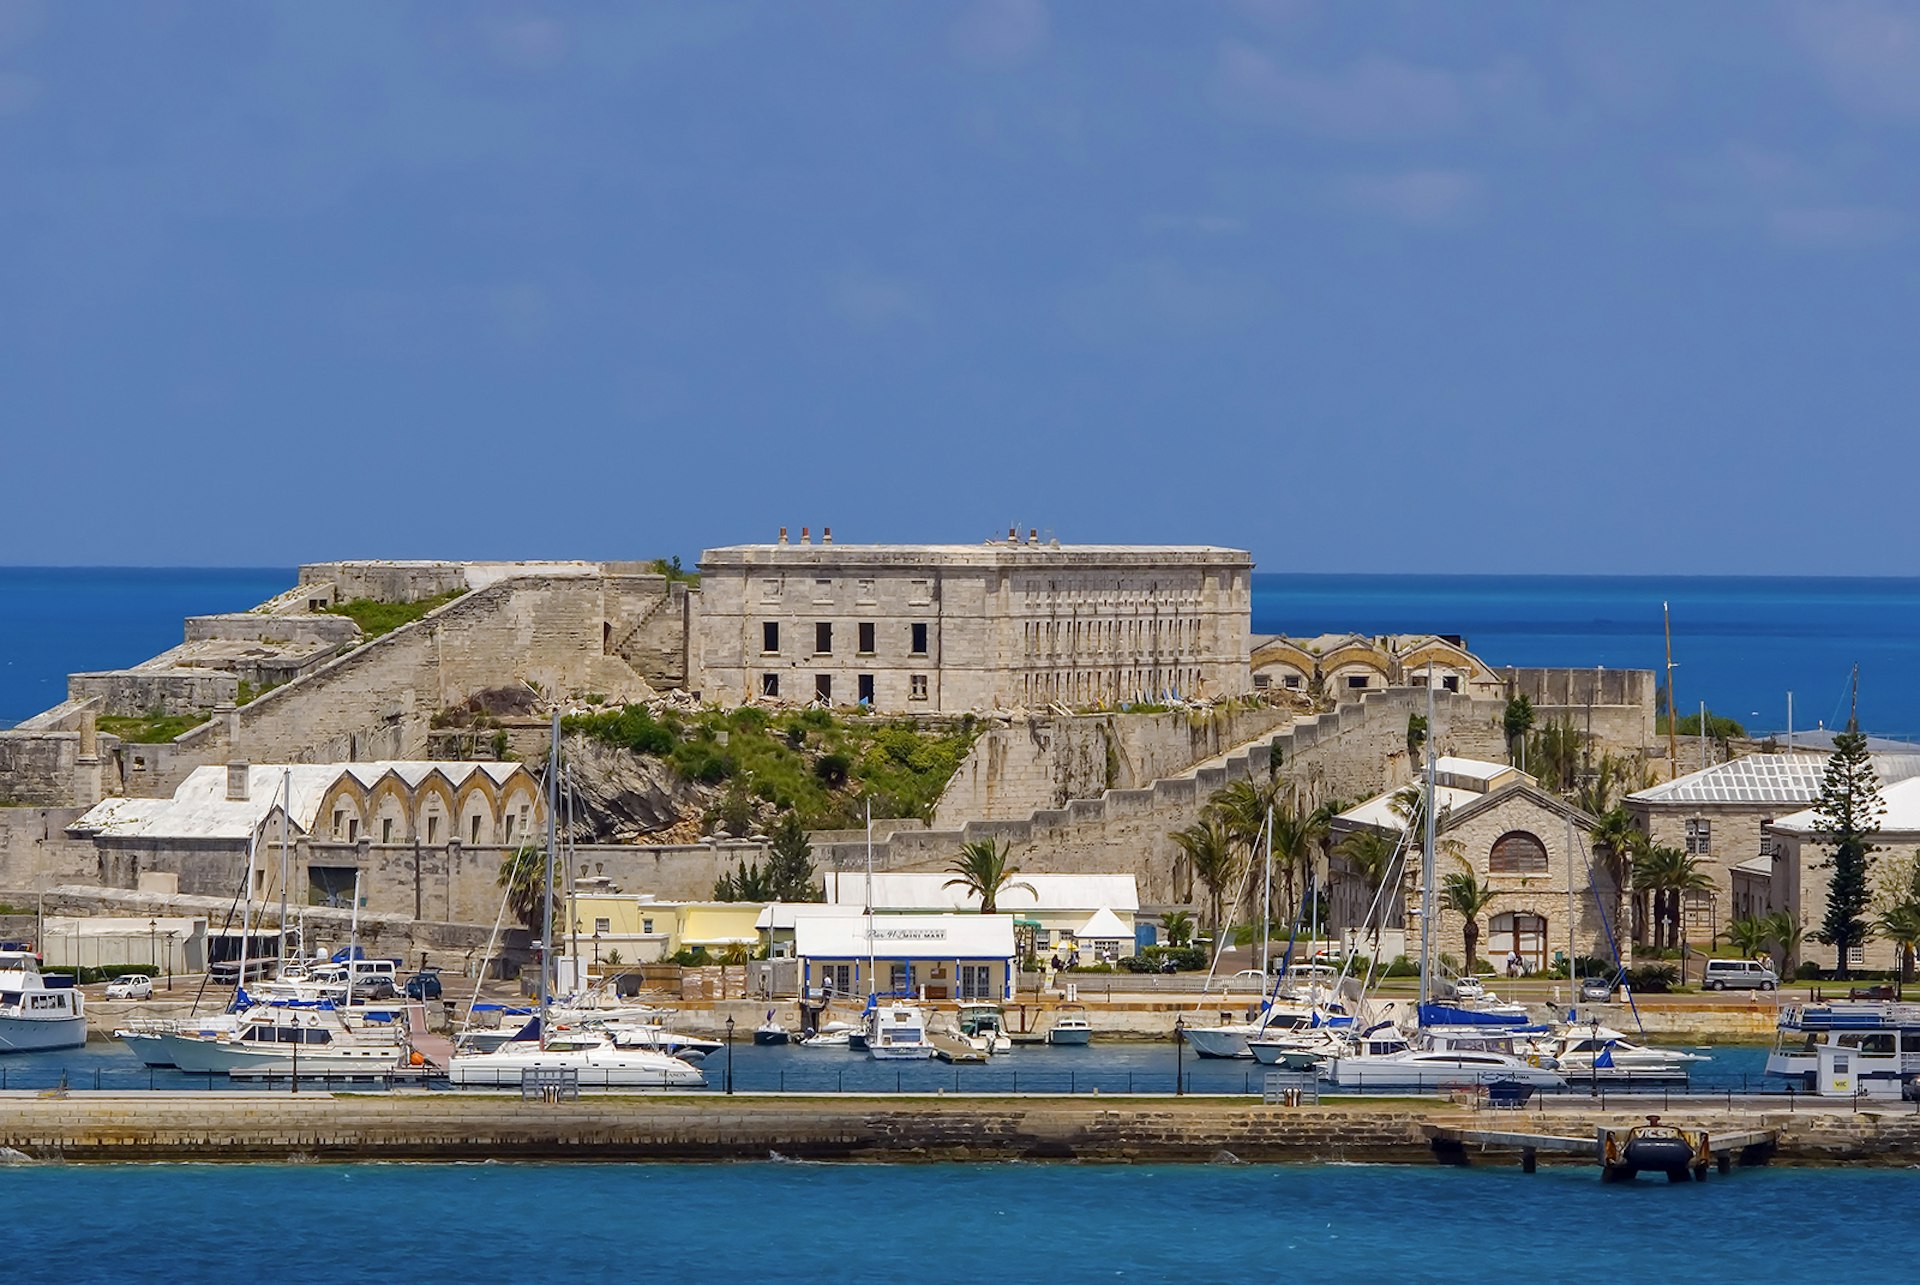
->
2;1162;1913;1282
6;567;1918;733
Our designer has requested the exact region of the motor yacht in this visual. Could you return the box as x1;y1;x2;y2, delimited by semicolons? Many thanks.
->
0;951;86;1053
1765;1000;1920;1089
449;1031;706;1088
1046;1005;1092;1046
1318;1025;1566;1089
957;1003;1013;1055
800;1020;859;1049
1524;1026;1707;1081
866;1001;935;1060
165;1004;410;1077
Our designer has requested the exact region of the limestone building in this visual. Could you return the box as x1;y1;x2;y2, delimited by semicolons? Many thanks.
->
695;530;1253;713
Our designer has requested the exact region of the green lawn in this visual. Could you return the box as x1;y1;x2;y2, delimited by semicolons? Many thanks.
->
96;711;211;743
321;590;464;639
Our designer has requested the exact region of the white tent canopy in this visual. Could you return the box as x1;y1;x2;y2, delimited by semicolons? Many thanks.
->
1074;907;1130;940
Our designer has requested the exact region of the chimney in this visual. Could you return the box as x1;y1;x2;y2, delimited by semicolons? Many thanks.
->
1028;528;1038;545
1008;526;1019;544
778;527;788;545
801;526;811;545
822;526;832;545
226;762;250;802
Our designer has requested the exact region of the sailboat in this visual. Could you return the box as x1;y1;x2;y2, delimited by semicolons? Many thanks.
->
449;712;706;1090
1316;675;1566;1091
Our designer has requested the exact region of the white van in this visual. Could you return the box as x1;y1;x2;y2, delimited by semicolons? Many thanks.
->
1702;958;1777;991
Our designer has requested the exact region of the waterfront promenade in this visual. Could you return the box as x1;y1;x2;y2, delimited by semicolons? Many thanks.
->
0;1091;1913;1165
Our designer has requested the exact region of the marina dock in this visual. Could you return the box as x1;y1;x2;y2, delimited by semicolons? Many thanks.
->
1426;1120;1780;1178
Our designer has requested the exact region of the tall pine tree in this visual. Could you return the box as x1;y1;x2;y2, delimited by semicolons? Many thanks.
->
1814;722;1884;979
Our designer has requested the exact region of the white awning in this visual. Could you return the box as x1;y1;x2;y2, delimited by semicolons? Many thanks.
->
794;913;1015;960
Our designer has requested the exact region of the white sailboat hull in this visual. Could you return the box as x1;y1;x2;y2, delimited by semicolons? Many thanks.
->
1183;1026;1258;1059
1321;1053;1566;1089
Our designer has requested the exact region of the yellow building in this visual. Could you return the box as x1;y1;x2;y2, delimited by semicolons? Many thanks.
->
563;894;765;964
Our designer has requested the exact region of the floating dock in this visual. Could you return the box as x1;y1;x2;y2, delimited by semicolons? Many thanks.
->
1426;1118;1780;1180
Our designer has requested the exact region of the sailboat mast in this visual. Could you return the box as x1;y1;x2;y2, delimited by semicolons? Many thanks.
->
563;764;579;994
1260;805;1272;981
539;708;560;1048
1565;809;1579;1007
1419;666;1436;1010
865;798;876;1000
236;830;256;1009
279;768;291;975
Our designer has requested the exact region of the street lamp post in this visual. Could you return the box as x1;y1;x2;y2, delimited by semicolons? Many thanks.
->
165;931;176;991
1174;1015;1185;1096
148;918;157;980
725;1015;736;1095
1590;1017;1601;1099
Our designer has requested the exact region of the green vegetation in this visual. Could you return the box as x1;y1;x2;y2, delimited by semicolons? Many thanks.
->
1813;723;1883;979
235;678;284;705
41;964;158;984
322;590;465;639
566;704;979;829
944;838;1033;913
1656;709;1747;740
648;556;700;586
96;710;210;743
714;813;819;902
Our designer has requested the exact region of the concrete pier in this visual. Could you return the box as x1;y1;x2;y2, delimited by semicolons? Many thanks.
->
0;1094;1916;1165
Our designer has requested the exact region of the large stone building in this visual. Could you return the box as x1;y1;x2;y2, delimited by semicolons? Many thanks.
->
694;530;1253;714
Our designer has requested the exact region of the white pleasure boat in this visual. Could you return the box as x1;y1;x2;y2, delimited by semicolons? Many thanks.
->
956;1003;1013;1054
165;1004;411;1076
1319;1025;1566;1090
1524;1026;1707;1081
800;1020;859;1048
449;1030;707;1088
0;950;87;1053
1047;1004;1092;1046
866;1001;935;1060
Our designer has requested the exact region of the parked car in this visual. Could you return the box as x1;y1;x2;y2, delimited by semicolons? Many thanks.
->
403;970;443;1001
105;974;153;1001
1578;974;1617;1002
1702;958;1778;991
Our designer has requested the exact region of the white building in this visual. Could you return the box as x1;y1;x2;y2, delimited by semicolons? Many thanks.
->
695;532;1253;713
1768;774;1920;975
821;871;1139;956
788;910;1015;1002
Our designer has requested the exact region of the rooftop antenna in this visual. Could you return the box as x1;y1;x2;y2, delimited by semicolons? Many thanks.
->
1849;664;1859;733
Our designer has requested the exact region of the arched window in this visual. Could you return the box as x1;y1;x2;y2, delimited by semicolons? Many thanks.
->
1489;830;1549;874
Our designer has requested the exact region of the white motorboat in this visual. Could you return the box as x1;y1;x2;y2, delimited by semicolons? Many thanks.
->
1183;997;1330;1060
1047;1005;1092;1046
0;950;87;1053
1524;1026;1707;1081
754;1010;792;1046
166;1005;410;1076
800;1020;859;1048
448;1032;707;1089
1247;1027;1350;1070
117;1012;243;1067
1766;1000;1920;1087
1319;1026;1566;1089
866;1002;935;1060
957;1003;1013;1055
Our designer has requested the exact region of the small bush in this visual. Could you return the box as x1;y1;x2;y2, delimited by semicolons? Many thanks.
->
1796;960;1823;980
1384;955;1420;977
1625;963;1679;993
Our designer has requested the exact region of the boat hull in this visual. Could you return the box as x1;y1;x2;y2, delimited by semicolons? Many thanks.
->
1047;1027;1091;1046
1248;1043;1324;1070
754;1029;790;1046
868;1045;935;1060
447;1048;707;1089
170;1038;406;1076
1183;1027;1254;1059
0;1013;88;1053
115;1031;176;1067
1322;1057;1566;1090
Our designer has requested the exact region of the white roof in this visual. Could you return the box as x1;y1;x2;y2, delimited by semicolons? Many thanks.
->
793;912;1015;960
820;872;1139;914
1337;786;1484;833
1630;753;1920;807
1773;774;1920;836
73;761;527;840
1432;757;1513;786
756;902;852;931
1075;907;1131;940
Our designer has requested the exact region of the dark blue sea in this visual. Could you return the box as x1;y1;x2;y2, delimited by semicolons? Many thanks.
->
2;1161;1913;1282
3;568;1918;736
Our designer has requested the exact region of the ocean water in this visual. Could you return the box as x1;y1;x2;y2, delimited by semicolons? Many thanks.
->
0;567;292;726
1;1161;1913;1282
3;568;1916;736
1262;573;1920;739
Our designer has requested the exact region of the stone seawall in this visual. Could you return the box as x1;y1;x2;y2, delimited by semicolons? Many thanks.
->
0;1096;1912;1165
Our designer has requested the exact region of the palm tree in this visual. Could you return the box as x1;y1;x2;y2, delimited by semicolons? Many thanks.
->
1212;777;1283;923
1726;915;1772;961
943;838;1034;914
1763;909;1804;978
497;844;551;931
1170;815;1241;942
1590;807;1644;938
1633;844;1713;982
1335;828;1401;952
1439;861;1499;973
1269;803;1324;933
1160;910;1195;948
1877;903;1920;991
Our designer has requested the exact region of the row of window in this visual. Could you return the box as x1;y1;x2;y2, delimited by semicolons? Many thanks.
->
763;621;929;658
1022;667;1205;704
762;577;934;606
1022;616;1205;659
329;807;532;845
761;673;929;702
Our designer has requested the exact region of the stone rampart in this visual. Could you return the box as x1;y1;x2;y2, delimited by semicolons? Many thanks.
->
932;704;1297;827
0;734;96;807
820;688;1510;902
68;669;236;717
0;806;97;885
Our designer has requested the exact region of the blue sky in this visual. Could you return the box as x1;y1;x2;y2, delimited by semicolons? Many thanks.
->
2;2;1916;573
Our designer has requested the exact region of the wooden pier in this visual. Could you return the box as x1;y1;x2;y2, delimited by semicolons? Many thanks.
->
1425;1118;1779;1181
928;1031;987;1063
